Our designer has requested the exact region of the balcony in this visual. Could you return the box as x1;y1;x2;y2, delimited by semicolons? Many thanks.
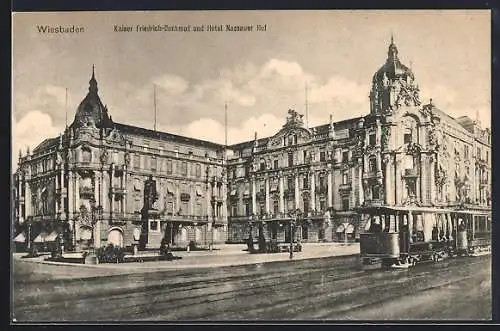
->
403;168;419;178
338;183;352;193
111;186;127;195
79;186;94;198
364;199;384;207
363;171;382;180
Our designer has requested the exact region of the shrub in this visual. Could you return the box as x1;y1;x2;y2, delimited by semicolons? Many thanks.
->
96;244;125;263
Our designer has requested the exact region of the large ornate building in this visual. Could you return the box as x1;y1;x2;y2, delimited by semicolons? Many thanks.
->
13;69;228;251
224;37;491;243
13;37;491;250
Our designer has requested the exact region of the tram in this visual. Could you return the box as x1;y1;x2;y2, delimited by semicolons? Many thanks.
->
359;205;491;268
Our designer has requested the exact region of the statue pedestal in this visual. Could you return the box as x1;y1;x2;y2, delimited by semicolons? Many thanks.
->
141;209;162;250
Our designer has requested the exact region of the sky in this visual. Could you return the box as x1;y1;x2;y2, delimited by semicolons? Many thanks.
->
12;10;491;170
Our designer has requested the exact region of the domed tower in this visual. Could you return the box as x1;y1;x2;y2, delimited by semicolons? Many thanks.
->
369;35;421;115
71;66;114;130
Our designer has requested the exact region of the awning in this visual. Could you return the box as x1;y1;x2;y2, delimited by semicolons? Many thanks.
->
14;232;26;243
345;224;354;234
336;224;345;233
33;231;58;243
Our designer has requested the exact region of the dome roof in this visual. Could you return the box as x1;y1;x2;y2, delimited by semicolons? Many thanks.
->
372;36;414;84
72;66;113;129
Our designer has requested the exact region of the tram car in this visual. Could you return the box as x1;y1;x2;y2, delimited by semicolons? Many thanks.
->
359;209;491;268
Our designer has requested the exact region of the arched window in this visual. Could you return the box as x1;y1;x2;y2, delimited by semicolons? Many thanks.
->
404;128;413;144
81;148;92;163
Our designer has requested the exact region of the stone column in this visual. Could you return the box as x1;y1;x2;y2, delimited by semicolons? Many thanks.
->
55;171;59;214
110;166;115;214
430;156;436;204
358;160;364;205
206;183;211;222
279;174;285;213
408;211;414;242
265;176;270;214
420;155;426;204
94;171;99;205
223;179;228;221
384;155;392;205
251;175;257;215
25;179;31;217
101;171;108;214
310;171;316;211
294;173;300;210
123;169;128;215
394;156;400;205
74;173;80;212
68;172;73;219
60;167;65;217
327;167;333;208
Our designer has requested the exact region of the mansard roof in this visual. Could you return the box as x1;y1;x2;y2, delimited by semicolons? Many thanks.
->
32;137;58;154
114;122;224;150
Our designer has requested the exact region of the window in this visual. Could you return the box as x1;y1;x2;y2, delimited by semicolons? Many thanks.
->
150;157;157;172
303;151;308;163
486;151;489;162
273;200;279;214
342;171;348;185
320;200;326;212
260;159;266;171
407;180;417;197
150;220;158;232
181;161;187;176
245;165;250;177
244;203;251;216
342;151;349;163
464;145;469;159
231;205;238;217
133;155;140;169
404;128;412;144
319;174;326;191
288;136;294;146
477;147;481;159
369;157;377;172
166;159;173;174
372;185;380;200
369;133;376;146
320;151;326;162
303;176;309;189
303;199;309;214
288;153;294;167
274;159;279;169
143;140;150;151
342;198;349;211
287;177;294;191
195;164;202;178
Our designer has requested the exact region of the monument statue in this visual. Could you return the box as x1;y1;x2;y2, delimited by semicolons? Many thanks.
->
144;175;159;211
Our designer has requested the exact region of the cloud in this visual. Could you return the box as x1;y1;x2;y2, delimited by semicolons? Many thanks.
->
12;110;61;170
153;74;189;95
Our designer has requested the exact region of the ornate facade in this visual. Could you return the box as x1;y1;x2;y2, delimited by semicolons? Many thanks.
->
12;38;491;250
225;37;491;243
13;69;228;251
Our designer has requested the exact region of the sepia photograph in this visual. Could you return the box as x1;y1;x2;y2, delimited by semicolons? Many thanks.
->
11;10;491;322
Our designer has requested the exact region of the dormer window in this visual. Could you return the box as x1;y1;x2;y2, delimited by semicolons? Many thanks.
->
404;128;412;144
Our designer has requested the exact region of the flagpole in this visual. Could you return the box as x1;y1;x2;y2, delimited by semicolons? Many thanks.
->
154;84;157;131
305;82;309;129
65;88;68;129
